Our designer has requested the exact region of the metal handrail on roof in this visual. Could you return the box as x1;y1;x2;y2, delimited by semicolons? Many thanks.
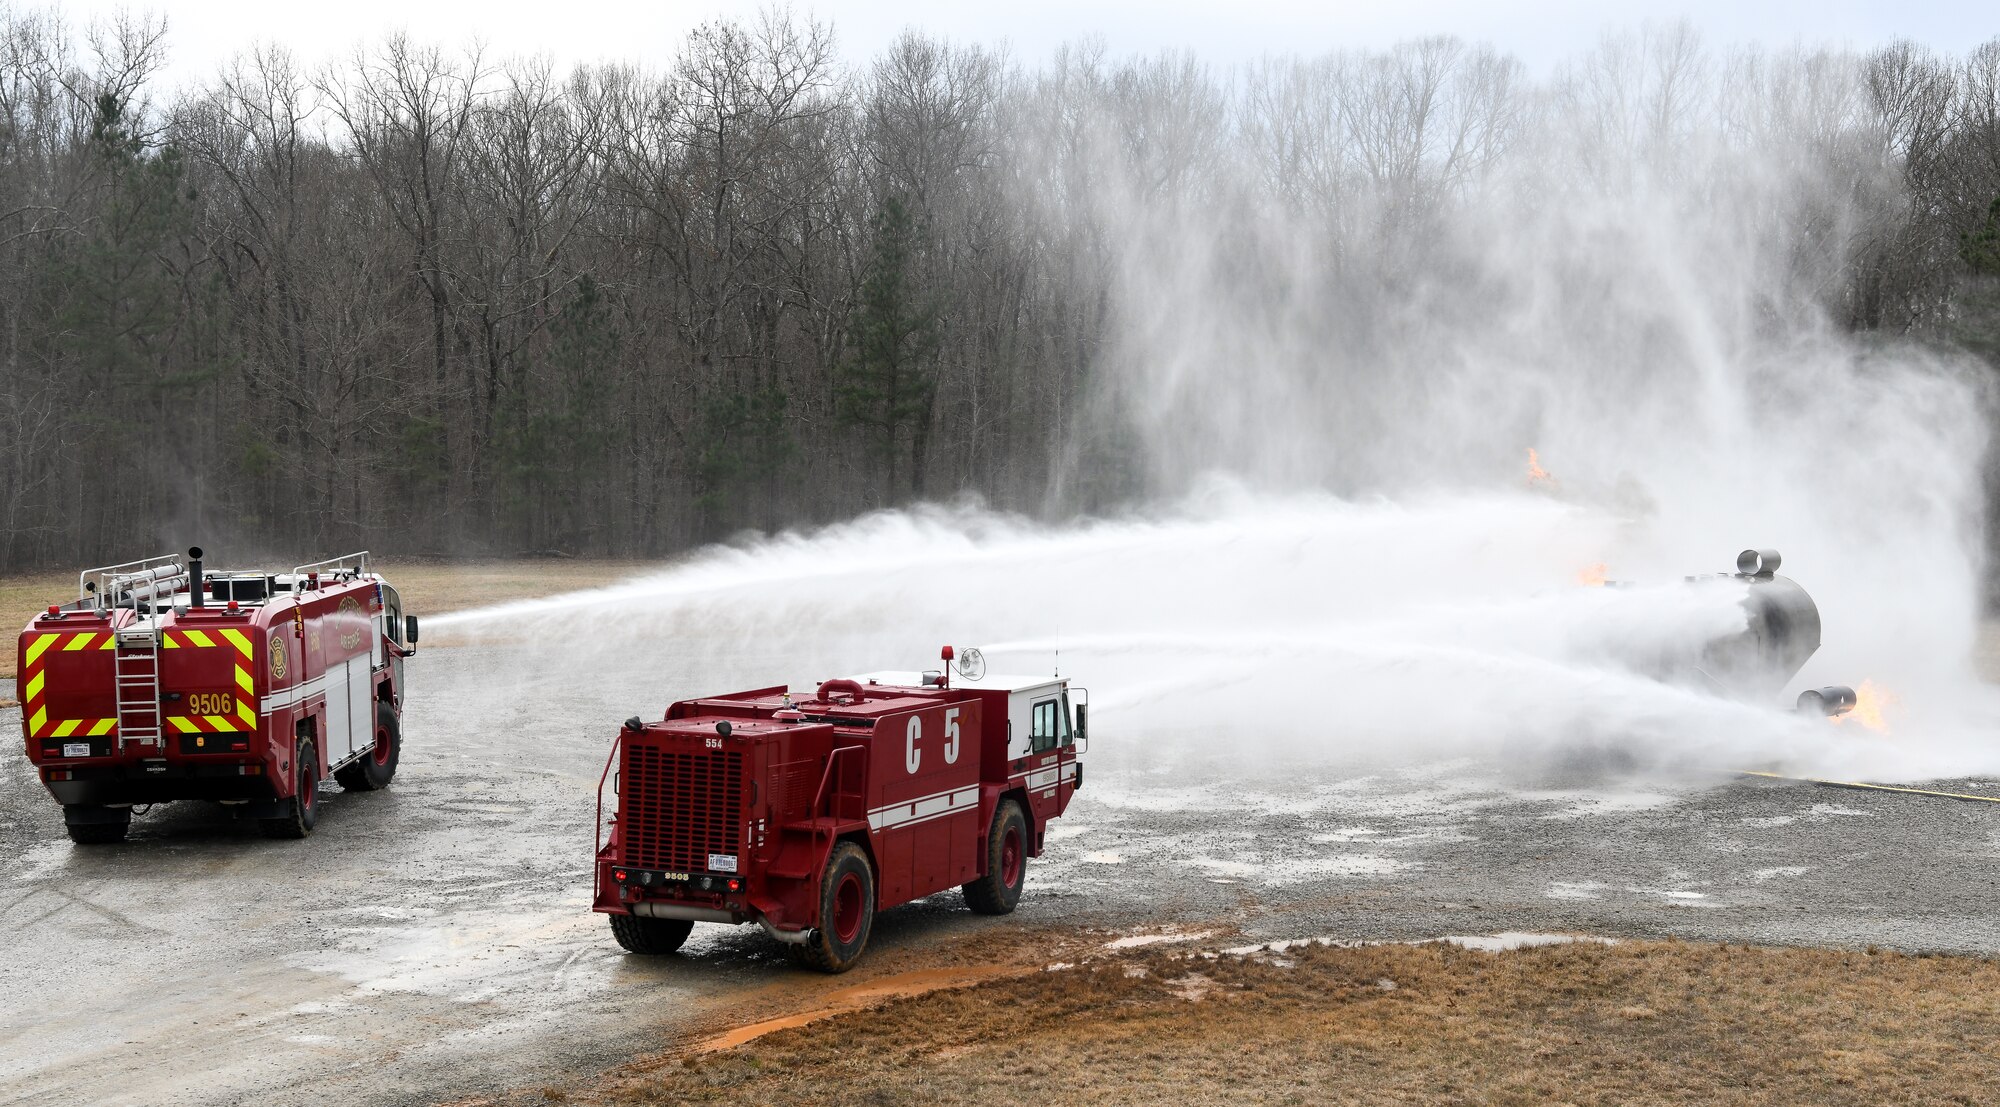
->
78;553;186;611
291;551;372;582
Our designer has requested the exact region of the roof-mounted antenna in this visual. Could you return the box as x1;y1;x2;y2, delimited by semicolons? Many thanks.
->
1054;649;1060;679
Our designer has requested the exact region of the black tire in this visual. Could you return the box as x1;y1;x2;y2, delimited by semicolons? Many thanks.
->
260;737;320;839
790;841;875;973
608;913;695;954
335;701;400;792
962;800;1027;916
64;807;130;845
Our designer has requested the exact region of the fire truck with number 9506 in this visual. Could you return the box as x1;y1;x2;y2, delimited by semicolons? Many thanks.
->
595;646;1086;971
15;547;417;843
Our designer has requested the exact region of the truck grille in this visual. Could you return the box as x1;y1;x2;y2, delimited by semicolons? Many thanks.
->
621;744;744;873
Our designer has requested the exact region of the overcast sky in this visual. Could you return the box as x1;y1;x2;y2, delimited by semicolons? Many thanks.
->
41;0;1997;88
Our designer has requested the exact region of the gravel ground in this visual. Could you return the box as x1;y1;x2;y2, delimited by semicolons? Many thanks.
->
4;639;1999;1105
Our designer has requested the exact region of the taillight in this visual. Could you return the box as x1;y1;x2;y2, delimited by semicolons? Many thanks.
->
727;878;742;892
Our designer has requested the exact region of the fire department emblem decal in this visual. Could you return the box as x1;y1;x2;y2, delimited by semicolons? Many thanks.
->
338;597;364;651
269;635;289;680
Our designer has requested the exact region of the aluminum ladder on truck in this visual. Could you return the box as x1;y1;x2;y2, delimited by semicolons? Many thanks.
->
114;618;165;748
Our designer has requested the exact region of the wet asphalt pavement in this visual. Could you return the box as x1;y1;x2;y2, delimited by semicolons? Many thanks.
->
4;640;2000;1105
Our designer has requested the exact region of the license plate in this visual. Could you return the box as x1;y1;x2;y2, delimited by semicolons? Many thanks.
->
708;854;739;873
62;742;90;758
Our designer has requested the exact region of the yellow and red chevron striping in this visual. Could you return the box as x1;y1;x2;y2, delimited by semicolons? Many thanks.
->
19;630;115;739
20;626;259;740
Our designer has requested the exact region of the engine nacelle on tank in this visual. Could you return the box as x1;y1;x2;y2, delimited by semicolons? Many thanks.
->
1680;548;1851;714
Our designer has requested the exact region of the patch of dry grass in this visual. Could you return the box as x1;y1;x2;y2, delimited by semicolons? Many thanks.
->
586;939;2000;1107
1;570;76;688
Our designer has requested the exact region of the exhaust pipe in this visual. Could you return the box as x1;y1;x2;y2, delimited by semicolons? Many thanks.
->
188;546;205;608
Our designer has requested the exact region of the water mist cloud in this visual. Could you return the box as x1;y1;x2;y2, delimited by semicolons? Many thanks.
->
441;31;2000;786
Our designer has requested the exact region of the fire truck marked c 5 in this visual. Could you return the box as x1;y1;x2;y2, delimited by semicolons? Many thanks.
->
595;646;1088;973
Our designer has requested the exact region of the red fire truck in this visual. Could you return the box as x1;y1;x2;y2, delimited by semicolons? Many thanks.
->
594;647;1086;972
15;548;417;843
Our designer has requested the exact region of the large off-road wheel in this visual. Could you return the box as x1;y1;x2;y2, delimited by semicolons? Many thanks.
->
335;701;400;792
260;738;320;839
609;913;695;954
64;806;130;845
789;841;875;973
962;800;1027;915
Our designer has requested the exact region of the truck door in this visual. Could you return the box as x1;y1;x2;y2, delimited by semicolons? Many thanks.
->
379;583;405;696
1026;695;1069;820
1056;690;1078;808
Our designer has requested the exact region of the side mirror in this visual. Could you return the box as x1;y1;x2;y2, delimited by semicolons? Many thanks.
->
1075;704;1088;742
405;615;420;644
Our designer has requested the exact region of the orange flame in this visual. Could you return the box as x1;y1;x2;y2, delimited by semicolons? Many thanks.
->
1526;448;1553;486
1832;679;1896;734
1576;563;1608;587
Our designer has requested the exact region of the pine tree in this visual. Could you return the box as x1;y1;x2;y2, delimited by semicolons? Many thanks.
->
494;276;619;551
696;386;796;536
1965;196;2000;277
836;196;939;503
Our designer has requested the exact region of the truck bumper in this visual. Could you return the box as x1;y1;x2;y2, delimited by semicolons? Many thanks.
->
42;761;276;807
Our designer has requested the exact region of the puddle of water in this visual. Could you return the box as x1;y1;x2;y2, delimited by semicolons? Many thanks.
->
1262;854;1411;883
1185;857;1258;878
1527;791;1679;821
1183;851;1409;885
1080;851;1125;864
1106;929;1215;950
1219;932;1617;956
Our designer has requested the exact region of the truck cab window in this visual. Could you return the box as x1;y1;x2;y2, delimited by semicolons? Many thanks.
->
1031;699;1059;752
1060;694;1074;747
381;584;404;645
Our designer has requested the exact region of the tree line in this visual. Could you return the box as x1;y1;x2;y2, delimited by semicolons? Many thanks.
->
2;8;1998;570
